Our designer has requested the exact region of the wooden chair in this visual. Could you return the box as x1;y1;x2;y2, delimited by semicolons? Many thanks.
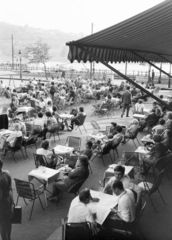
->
14;178;44;220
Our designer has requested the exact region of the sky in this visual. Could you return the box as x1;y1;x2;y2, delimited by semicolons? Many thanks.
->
0;0;165;34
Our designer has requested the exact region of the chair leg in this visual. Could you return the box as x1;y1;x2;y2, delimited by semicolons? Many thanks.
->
136;137;140;145
29;200;35;220
158;189;167;205
11;152;17;163
38;196;45;210
24;147;28;158
101;156;106;167
21;148;26;160
148;194;158;212
53;134;55;143
115;148;119;158
16;195;19;205
57;131;60;141
78;127;82;134
89;162;93;173
132;140;137;148
109;153;114;164
23;198;28;205
83;125;87;132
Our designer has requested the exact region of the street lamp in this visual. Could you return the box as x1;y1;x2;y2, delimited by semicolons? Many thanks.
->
18;50;22;79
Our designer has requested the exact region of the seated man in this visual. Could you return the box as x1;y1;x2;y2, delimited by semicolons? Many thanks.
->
134;99;144;114
122;119;139;144
140;109;159;130
103;125;123;146
101;165;142;206
141;134;168;174
152;118;165;135
103;180;135;229
36;140;58;169
69;107;85;131
68;188;98;231
48;155;89;202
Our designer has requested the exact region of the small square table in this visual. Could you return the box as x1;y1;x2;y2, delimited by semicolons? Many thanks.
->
28;167;60;206
133;114;146;120
53;145;74;155
59;114;74;119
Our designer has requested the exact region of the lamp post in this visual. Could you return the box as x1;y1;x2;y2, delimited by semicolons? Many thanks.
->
18;50;22;79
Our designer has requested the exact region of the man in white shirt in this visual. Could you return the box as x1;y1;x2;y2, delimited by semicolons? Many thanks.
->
33;112;46;130
102;165;142;206
103;180;135;230
68;189;98;231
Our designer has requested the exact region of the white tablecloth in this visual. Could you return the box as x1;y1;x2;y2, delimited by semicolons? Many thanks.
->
133;114;146;119
89;133;106;141
88;190;119;225
28;167;60;184
53;145;74;155
16;106;34;113
59;114;73;119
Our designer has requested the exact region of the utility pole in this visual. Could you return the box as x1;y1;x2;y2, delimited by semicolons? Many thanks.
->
11;34;14;69
168;63;171;88
90;23;93;80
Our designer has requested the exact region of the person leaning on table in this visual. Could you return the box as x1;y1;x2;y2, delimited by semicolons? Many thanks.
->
103;180;135;230
48;155;89;202
102;165;142;206
68;188;98;232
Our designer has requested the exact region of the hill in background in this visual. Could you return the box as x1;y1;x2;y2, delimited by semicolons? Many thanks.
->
0;22;85;63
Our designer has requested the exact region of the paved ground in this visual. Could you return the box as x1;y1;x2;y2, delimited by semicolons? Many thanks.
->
1;96;172;240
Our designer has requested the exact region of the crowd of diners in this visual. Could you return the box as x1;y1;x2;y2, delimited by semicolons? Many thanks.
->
1;75;172;240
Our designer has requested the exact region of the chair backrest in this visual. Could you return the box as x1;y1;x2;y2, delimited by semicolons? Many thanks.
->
67;179;86;194
14;178;35;199
153;153;172;172
30;100;36;108
13;136;23;147
123;151;139;165
78;115;86;126
66;136;81;151
149;170;165;195
33;153;48;168
129;127;139;139
32;125;42;135
64;221;93;240
48;123;60;133
1;107;8;114
25;123;33;135
91;121;100;130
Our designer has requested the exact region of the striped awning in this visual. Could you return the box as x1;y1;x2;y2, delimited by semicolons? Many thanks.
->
66;0;172;63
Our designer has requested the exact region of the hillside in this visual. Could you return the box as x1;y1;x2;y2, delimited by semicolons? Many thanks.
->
0;22;85;63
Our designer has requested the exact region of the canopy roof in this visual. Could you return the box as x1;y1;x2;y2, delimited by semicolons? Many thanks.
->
66;0;172;63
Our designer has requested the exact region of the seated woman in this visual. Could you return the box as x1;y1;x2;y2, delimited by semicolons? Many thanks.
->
36;140;58;169
122;119;140;144
68;107;85;131
134;99;144;114
48;155;89;202
5;123;22;147
141;135;168;174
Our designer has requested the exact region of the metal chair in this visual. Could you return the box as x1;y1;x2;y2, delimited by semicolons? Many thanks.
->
127;128;140;148
14;178;44;220
48;123;60;142
33;153;49;168
23;134;39;158
65;136;81;151
61;219;94;240
75;115;87;134
3;136;26;163
138;170;166;212
102;202;146;240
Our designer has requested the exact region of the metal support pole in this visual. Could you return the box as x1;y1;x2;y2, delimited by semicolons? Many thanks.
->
125;62;127;76
75;45;172;110
168;63;171;88
158;62;162;84
19;56;22;79
90;23;93;80
11;34;14;70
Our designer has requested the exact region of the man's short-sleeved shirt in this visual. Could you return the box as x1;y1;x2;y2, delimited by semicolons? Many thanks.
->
68;197;94;223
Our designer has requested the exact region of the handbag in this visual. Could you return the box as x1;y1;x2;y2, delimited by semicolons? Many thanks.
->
11;205;22;224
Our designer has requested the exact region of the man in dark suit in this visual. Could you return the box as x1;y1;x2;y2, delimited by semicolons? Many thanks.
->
121;86;132;117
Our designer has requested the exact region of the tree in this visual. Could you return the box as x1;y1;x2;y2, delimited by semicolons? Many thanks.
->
25;39;51;80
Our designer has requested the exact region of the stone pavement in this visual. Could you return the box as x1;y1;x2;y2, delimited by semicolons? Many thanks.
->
1;96;172;240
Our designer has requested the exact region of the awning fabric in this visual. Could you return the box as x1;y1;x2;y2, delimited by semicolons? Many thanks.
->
66;0;172;63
